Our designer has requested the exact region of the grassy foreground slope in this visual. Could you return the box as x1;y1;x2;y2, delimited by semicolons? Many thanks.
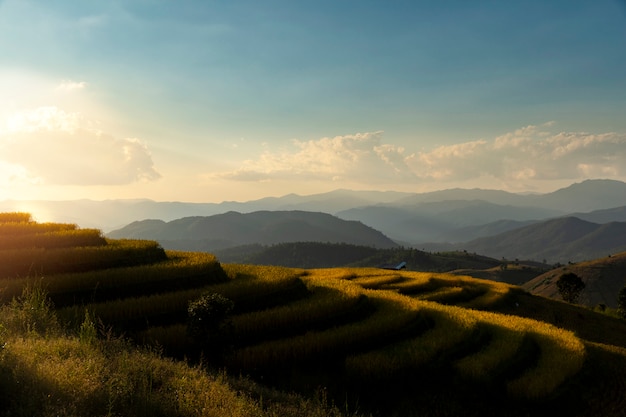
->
0;213;348;417
2;213;626;417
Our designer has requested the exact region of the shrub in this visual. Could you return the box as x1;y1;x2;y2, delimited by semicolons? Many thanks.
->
187;293;235;364
79;309;99;346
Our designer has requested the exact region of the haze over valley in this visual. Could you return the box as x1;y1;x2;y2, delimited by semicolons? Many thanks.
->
2;179;624;262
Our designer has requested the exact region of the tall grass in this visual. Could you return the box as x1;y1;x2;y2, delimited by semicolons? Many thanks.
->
0;212;33;223
1;327;349;417
0;280;60;337
0;284;353;417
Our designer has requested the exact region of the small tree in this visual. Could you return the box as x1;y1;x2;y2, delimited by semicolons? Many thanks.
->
618;286;626;319
187;292;235;363
556;272;585;304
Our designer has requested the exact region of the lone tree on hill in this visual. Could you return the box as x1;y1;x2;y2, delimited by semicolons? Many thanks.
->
618;286;626;319
556;272;585;304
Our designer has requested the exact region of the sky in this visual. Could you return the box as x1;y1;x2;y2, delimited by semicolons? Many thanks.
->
1;0;626;203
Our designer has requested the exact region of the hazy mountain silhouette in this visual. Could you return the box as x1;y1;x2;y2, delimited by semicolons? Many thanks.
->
0;190;411;231
337;200;562;243
565;206;626;224
434;219;539;243
336;180;626;244
528;179;626;212
107;210;399;251
393;188;530;206
430;217;626;264
4;179;626;248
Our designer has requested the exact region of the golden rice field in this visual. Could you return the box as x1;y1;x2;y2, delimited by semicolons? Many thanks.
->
1;213;626;417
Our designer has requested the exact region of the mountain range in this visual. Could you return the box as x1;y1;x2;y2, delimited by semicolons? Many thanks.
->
4;179;626;263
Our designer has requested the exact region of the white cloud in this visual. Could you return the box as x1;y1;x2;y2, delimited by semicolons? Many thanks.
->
211;123;626;190
56;80;87;91
0;106;161;186
211;131;413;183
406;123;626;184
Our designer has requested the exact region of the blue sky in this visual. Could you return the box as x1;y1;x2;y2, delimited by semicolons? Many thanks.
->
1;0;625;202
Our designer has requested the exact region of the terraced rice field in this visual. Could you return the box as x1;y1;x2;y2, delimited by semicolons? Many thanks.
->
2;214;624;417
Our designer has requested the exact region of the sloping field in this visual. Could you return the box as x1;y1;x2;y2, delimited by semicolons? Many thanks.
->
524;251;626;308
1;214;626;417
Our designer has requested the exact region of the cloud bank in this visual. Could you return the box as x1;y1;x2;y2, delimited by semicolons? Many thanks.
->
408;123;626;182
0;107;161;186
212;123;626;189
213;131;412;183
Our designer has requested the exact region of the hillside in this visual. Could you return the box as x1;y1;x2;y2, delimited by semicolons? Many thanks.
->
3;213;626;416
523;251;626;308
214;242;515;274
434;217;626;264
108;210;399;251
0;213;357;417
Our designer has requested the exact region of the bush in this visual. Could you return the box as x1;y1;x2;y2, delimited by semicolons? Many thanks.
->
187;293;235;364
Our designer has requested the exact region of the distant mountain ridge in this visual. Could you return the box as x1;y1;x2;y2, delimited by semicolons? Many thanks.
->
425;217;626;264
336;200;563;243
107;210;399;251
5;179;626;263
3;179;626;233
